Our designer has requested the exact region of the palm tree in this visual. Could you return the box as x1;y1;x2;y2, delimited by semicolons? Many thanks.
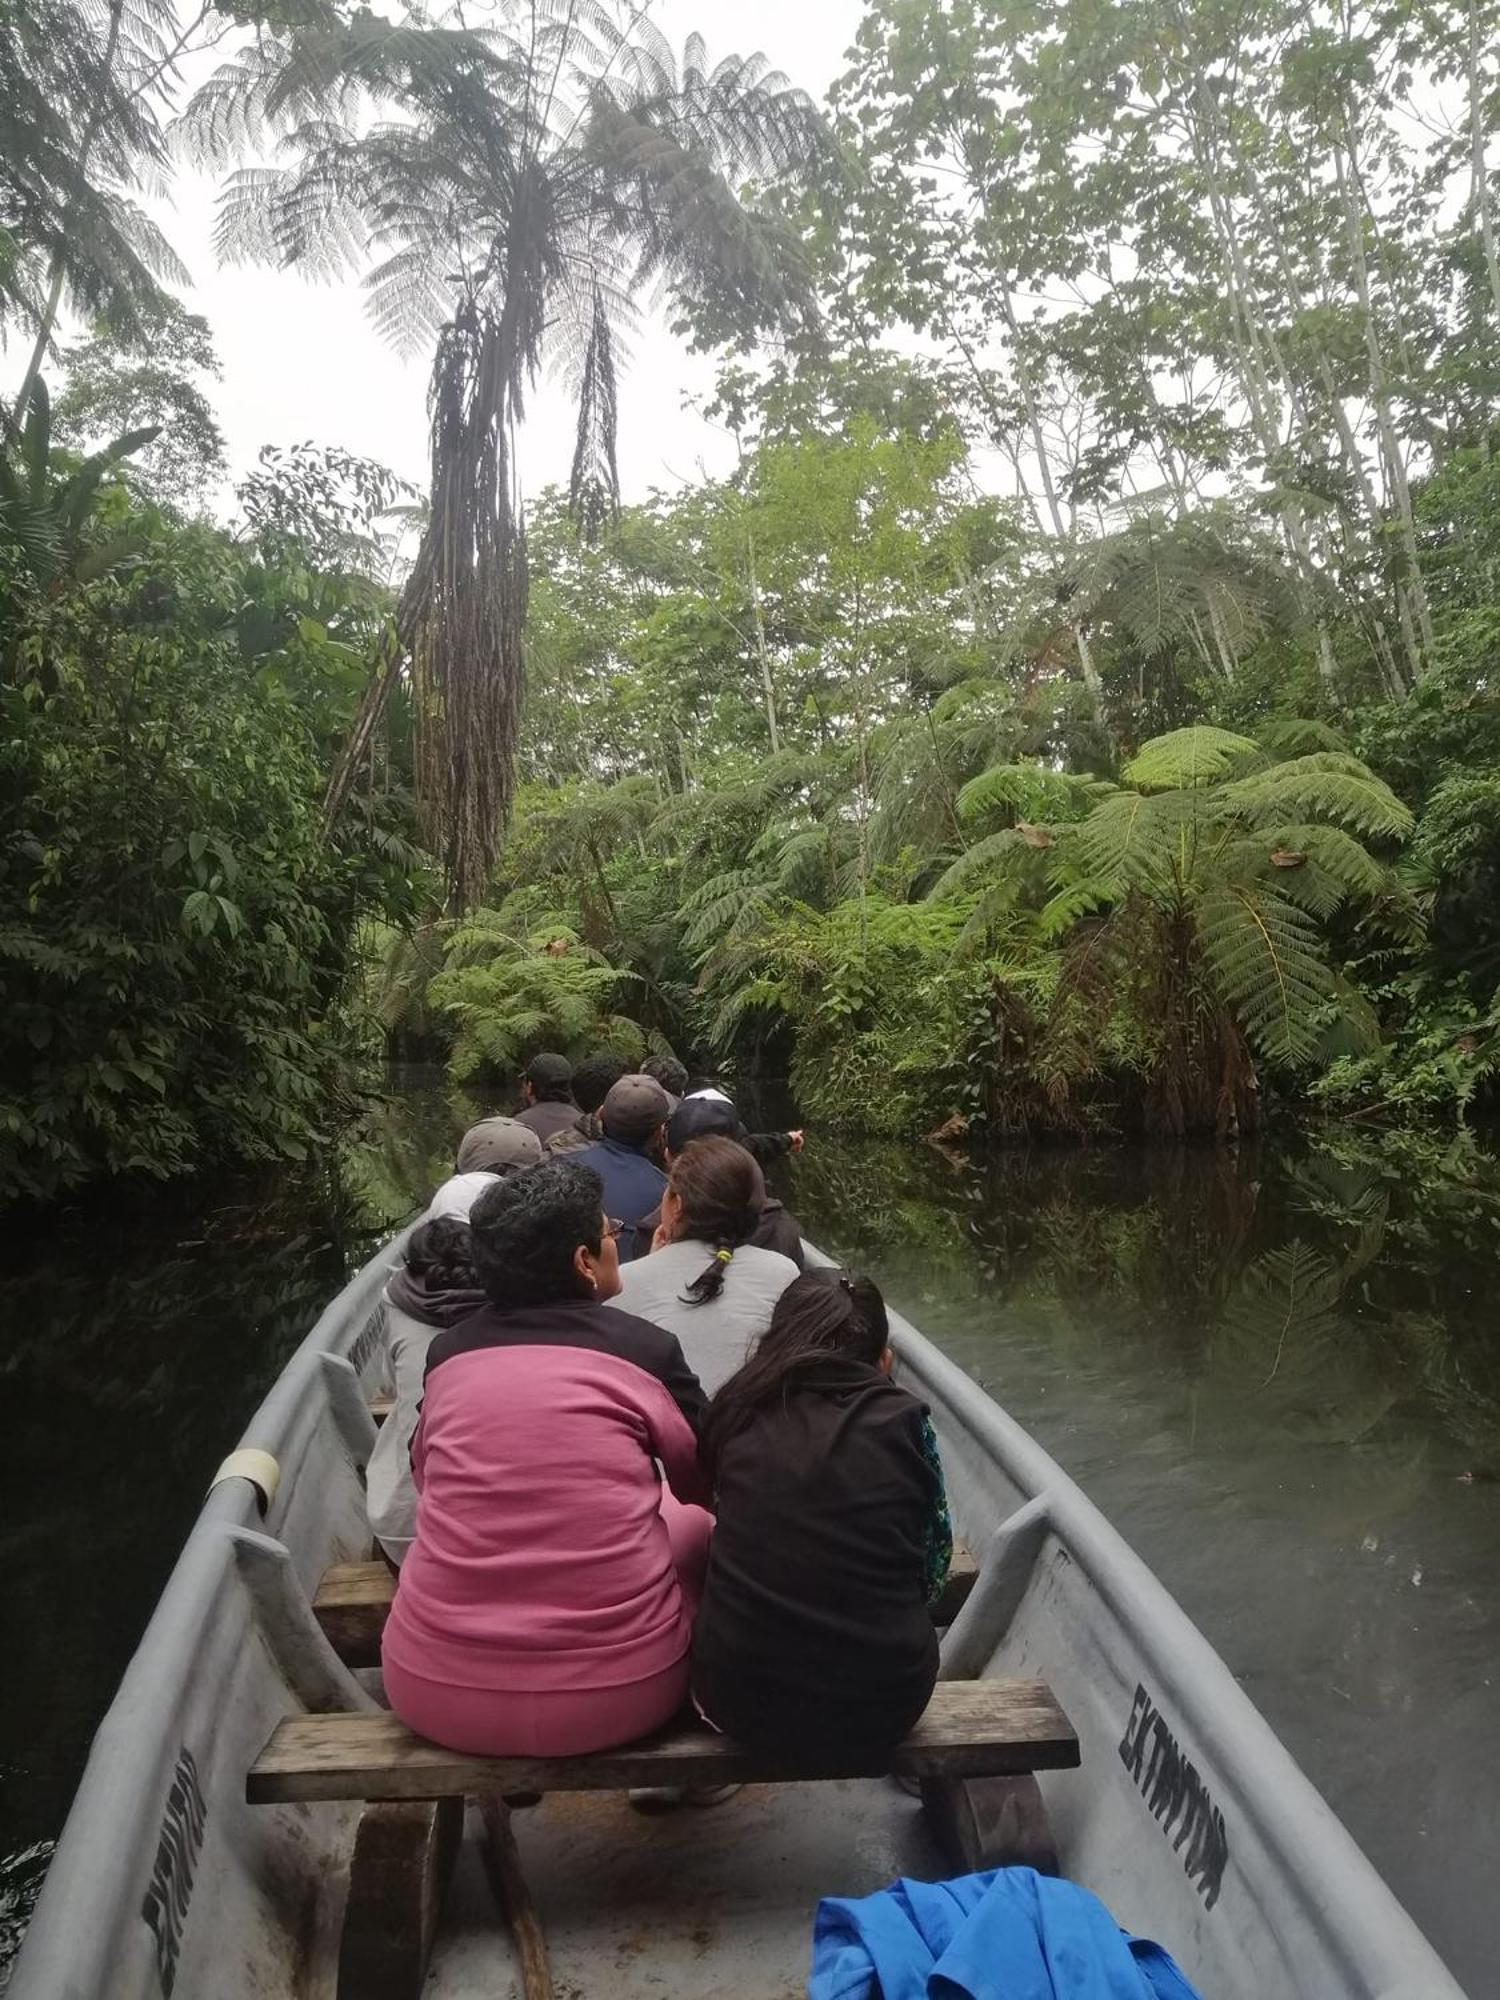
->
190;1;827;907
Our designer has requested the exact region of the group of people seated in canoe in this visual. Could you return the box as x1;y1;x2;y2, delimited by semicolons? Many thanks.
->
365;1051;953;1791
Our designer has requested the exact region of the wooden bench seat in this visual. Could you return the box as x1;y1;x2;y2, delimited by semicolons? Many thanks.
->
248;1677;1078;1805
316;1541;980;1669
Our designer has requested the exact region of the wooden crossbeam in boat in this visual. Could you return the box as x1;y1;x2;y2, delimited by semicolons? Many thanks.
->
314;1540;980;1669
314;1561;394;1667
247;1678;1079;1806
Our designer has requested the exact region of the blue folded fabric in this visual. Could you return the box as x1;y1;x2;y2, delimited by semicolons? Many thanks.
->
809;1867;1202;2000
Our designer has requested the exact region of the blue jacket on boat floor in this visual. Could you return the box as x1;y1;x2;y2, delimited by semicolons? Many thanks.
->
809;1867;1201;2000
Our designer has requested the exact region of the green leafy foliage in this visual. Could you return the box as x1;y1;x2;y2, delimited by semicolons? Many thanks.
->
428;917;645;1083
0;486;417;1203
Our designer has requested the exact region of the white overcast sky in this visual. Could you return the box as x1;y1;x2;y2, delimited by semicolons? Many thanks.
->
146;1;866;509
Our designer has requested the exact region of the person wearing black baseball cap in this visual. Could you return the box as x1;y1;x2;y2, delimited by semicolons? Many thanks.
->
515;1051;578;1144
648;1098;806;1265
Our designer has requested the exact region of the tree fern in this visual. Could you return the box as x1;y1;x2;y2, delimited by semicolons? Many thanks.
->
198;5;828;905
1220;823;1400;921
679;868;770;951
1037;878;1118;940
1075;788;1181;893
928;828;1032;903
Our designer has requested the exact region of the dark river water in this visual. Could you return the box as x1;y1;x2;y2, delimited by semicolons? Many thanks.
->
2;1070;1498;1993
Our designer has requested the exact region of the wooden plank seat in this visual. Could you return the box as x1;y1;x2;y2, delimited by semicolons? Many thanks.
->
316;1540;981;1669
252;1678;1077;1998
248;1677;1078;1806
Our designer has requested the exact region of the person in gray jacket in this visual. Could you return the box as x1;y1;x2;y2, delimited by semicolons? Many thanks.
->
609;1135;798;1393
367;1216;486;1564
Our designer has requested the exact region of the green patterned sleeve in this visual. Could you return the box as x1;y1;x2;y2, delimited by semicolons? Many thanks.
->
918;1412;953;1606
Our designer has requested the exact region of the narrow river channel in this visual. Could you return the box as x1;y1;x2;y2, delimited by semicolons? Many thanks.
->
3;1068;1497;1993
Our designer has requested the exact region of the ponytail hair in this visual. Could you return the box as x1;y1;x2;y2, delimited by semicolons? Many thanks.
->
404;1215;478;1291
666;1136;765;1305
701;1271;889;1471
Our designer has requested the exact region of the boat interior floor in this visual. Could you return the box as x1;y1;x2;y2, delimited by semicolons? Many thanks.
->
425;1774;943;1999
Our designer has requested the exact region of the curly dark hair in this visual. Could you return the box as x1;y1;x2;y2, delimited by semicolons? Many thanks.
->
571;1051;630;1114
468;1159;606;1308
643;1054;689;1097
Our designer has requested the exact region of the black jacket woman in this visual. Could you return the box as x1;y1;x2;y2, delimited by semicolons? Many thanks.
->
690;1272;952;1763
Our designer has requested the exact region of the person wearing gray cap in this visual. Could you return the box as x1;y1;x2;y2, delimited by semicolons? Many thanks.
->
570;1075;670;1262
515;1052;579;1144
426;1116;545;1221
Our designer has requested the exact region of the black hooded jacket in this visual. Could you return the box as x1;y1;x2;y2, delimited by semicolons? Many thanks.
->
691;1355;940;1760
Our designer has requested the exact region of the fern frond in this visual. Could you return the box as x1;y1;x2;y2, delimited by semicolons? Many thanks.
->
1076;789;1180;894
956;760;1094;827
1221;1241;1346;1385
1037;878;1118;939
1122;726;1258;792
1222;823;1395;920
1256;717;1349;759
1196;884;1334;1066
708;974;787;1046
1220;754;1414;842
927;829;1030;902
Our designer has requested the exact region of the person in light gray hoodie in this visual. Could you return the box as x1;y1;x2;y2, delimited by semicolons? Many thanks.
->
366;1215;487;1564
609;1135;798;1393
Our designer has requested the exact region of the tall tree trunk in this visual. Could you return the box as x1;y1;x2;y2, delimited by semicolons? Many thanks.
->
939;301;1102;704
744;528;781;753
1204;596;1238;682
1180;77;1341;690
1334;124;1434;667
1469;0;1500;322
990;282;1103;704
1258;197;1416;691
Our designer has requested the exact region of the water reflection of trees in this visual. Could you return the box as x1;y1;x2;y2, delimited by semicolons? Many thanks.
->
787;1130;1500;1470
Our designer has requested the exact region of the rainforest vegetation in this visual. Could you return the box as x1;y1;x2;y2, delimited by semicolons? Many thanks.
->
8;0;1500;1202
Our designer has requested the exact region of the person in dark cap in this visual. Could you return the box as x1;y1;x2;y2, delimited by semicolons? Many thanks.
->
634;1098;806;1266
544;1050;629;1155
515;1052;579;1145
426;1116;545;1220
571;1074;671;1262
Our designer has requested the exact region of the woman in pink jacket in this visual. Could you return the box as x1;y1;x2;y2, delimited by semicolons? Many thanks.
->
381;1158;712;1757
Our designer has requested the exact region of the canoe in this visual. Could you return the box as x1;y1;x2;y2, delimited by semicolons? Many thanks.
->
10;1234;1468;2000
